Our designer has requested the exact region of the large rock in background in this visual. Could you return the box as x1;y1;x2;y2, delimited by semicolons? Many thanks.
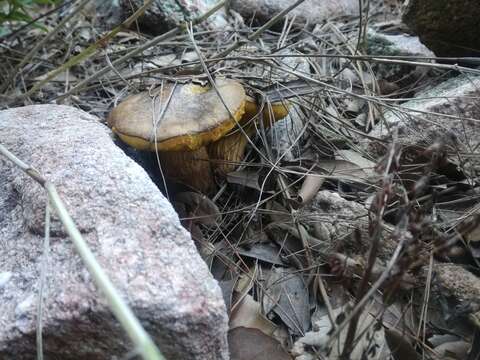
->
230;0;359;27
121;0;228;35
402;0;480;57
365;28;434;85
365;74;480;180
368;75;480;149
0;105;228;359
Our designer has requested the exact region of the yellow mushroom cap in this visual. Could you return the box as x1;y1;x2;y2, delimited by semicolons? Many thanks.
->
243;96;290;129
107;78;246;152
208;97;291;176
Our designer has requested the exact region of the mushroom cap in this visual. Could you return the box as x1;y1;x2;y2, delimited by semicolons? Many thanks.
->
208;97;291;176
243;96;290;128
107;78;246;151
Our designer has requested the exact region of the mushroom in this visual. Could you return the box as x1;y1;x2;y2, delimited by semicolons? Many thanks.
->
208;96;290;175
107;78;246;193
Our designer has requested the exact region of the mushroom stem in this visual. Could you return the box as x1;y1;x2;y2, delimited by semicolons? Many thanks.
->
208;128;251;176
107;78;247;193
159;147;214;194
208;100;290;176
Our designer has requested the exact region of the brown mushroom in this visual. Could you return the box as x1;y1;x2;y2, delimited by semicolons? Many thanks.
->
107;78;246;193
208;96;290;176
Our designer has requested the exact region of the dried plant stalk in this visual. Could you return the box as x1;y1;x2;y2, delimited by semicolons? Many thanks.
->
0;143;164;360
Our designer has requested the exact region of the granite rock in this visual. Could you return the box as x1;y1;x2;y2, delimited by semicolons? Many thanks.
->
302;190;397;261
0;105;228;359
366;74;480;179
365;28;434;83
121;0;228;35
230;0;359;27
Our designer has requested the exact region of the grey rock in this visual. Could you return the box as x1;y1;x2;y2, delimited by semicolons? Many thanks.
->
94;0;123;30
230;0;359;27
302;191;397;260
121;0;228;35
0;105;228;359
423;263;480;336
433;263;480;314
366;74;480;177
365;28;434;81
402;0;480;57
367;29;433;57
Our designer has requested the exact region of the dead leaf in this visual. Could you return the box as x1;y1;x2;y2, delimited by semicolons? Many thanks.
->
267;223;331;261
238;242;285;266
205;240;229;280
371;295;416;336
434;340;471;360
266;224;308;267
181;51;199;63
295;305;386;360
344;96;365;113
227;170;276;193
228;327;292;360
306;150;377;184
335;149;376;177
232;265;257;313
230;295;279;336
263;267;310;335
317;159;370;182
219;279;236;313
266;201;293;224
385;328;420;360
